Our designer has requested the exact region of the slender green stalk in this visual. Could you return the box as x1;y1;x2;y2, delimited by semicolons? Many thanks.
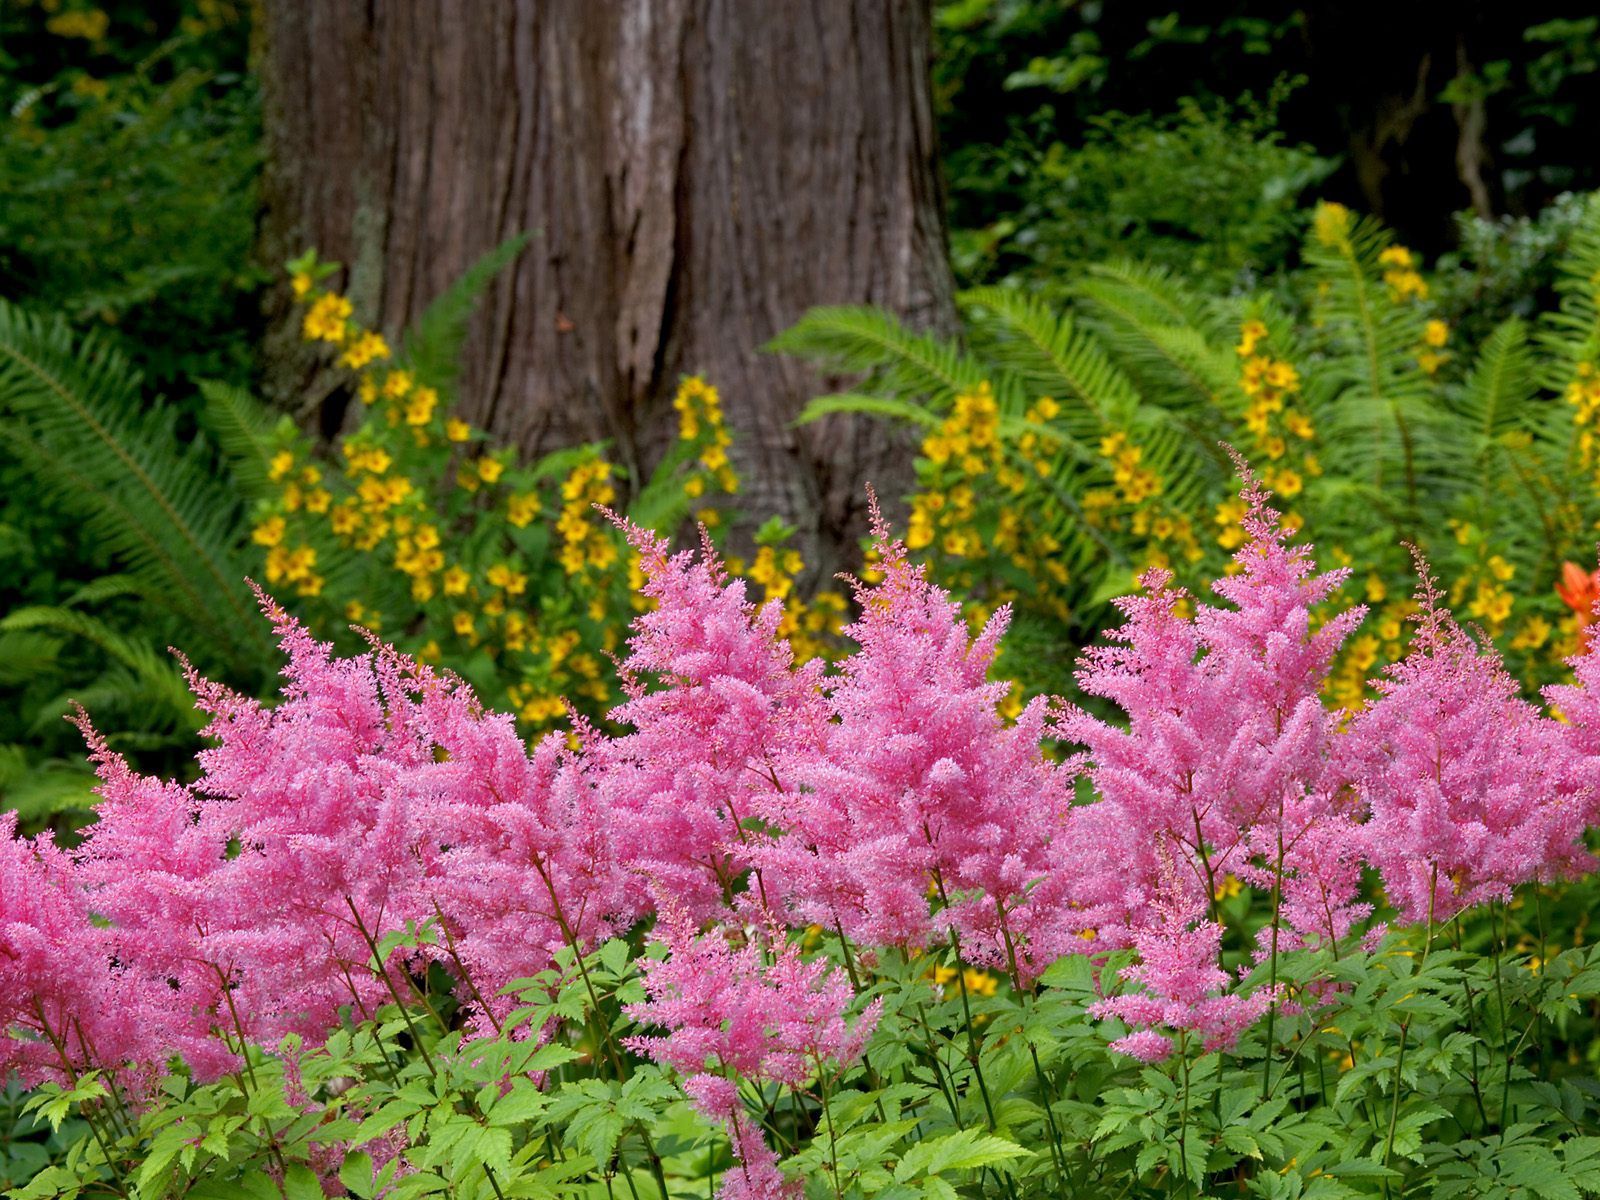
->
1381;867;1438;1189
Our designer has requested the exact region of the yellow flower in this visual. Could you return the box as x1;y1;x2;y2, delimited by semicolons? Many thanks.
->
269;450;295;482
290;271;314;298
486;563;528;595
405;386;437;426
1312;201;1351;247
442;565;470;596
446;418;471;443
1424;319;1449;348
382;370;414;399
1265;360;1299;391
252;515;286;547
339;331;390;369
507;493;539;527
452;612;475;638
477;457;505;485
302;293;352;344
329;502;360;536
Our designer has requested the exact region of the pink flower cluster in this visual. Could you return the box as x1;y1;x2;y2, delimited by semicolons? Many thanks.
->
625;907;879;1200
5;469;1600;1187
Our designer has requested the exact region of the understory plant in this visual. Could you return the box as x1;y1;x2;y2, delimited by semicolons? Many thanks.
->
775;192;1600;704
15;469;1600;1198
0;247;843;827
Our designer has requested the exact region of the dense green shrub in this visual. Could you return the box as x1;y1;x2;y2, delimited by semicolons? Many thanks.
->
777;194;1600;702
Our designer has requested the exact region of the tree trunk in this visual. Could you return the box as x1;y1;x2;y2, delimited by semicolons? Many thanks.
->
257;0;953;572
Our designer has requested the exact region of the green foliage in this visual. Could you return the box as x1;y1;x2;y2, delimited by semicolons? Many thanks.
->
28;892;1600;1199
779;193;1600;701
0;1;258;389
0;300;271;673
949;93;1335;292
0;300;270;822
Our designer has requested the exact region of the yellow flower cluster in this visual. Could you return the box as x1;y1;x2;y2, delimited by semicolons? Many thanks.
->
1454;553;1516;637
301;292;352;344
1311;201;1352;248
1419;319;1450;375
907;383;1071;607
1229;318;1319;539
1444;522;1522;643
1326;595;1413;712
1097;431;1159;505
923;382;1003;478
1566;362;1600;482
266;267;646;734
675;376;739;497
925;963;1000;1000
1082;431;1201;570
732;543;850;663
1378;245;1429;302
556;459;619;577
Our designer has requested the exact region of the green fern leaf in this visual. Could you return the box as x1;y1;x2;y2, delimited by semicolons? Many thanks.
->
197;378;281;496
0;300;270;673
402;231;533;397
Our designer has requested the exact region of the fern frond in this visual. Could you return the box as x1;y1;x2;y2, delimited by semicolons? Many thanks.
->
1073;261;1232;410
958;286;1141;439
1538;192;1600;379
796;394;943;429
0;606;198;729
0;629;63;685
1455;318;1539;445
64;574;150;607
197;378;280;496
770;306;987;403
403;231;533;397
1299;213;1446;531
0;300;269;673
0;745;97;825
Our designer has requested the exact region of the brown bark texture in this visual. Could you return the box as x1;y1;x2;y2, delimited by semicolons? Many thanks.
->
258;0;954;572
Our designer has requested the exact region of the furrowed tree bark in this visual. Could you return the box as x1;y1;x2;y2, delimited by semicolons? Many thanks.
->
258;1;953;573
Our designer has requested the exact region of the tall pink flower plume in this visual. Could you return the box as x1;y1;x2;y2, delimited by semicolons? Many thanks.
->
601;516;828;921
625;907;877;1200
1343;559;1593;924
1059;468;1364;957
0;811;153;1087
7;465;1600;1105
754;507;1074;979
1089;859;1274;1062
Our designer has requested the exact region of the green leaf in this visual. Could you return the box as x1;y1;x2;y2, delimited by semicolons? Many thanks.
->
283;1164;328;1200
340;1152;376;1198
893;1129;1029;1182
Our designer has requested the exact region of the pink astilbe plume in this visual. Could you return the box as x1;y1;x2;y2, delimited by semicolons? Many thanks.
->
172;593;437;1045
625;908;877;1200
0;813;151;1087
1059;466;1366;959
69;716;240;1080
417;686;640;1036
754;504;1074;977
602;517;827;921
1089;855;1275;1062
1343;558;1592;924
